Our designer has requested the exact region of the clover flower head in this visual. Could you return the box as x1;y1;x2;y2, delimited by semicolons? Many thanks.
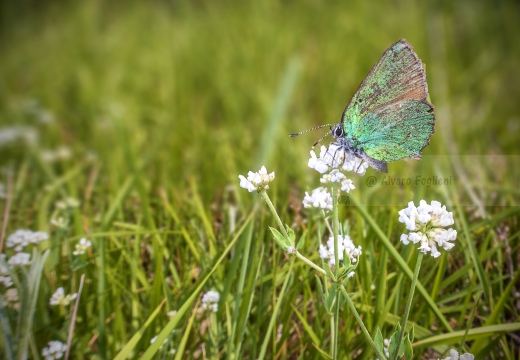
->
73;238;92;255
399;200;457;258
319;234;362;267
7;229;49;252
302;187;333;211
238;166;275;192
49;287;78;306
201;290;220;312
42;340;67;360
440;349;475;360
7;252;31;266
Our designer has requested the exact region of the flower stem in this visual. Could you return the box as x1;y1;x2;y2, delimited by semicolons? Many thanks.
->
332;184;340;360
295;251;327;276
259;190;290;241
392;252;423;359
339;285;387;360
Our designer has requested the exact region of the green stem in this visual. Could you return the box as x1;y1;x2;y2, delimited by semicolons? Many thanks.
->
260;190;290;241
332;184;340;360
295;251;327;276
392;252;423;359
339;285;387;360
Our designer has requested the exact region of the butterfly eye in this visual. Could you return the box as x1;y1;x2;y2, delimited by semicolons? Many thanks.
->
334;126;344;138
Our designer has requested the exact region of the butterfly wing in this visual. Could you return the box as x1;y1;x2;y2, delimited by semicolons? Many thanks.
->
342;39;434;162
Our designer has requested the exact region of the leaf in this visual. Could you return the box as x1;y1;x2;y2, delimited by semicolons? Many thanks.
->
403;336;413;360
375;328;385;357
269;226;289;250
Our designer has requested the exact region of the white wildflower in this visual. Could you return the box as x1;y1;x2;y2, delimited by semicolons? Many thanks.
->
50;217;67;229
201;290;220;312
42;340;67;360
302;187;333;211
238;166;275;192
41;146;72;163
4;288;18;304
73;238;92;255
56;197;80;210
342;154;369;175
319;234;362;266
398;200;457;258
0;275;13;287
440;349;475;360
49;287;77;306
287;246;296;254
340;178;355;192
7;252;31;266
7;229;49;252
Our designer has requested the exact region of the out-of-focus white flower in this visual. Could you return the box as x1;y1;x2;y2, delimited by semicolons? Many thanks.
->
56;197;80;210
40;146;72;163
7;252;31;266
302;187;333;211
167;310;177;318
49;287;77;306
440;349;475;360
201;290;220;312
73;238;92;256
287;246;296;254
50;217;67;229
398;200;457;258
0;275;13;287
0;126;37;147
3;288;19;305
7;229;49;252
238;166;275;192
319;234;362;266
42;340;67;360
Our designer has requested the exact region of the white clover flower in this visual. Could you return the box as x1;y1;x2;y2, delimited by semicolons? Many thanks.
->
319;234;362;266
440;349;475;360
7;252;31;266
7;229;49;252
341;154;369;176
201;290;220;312
42;340;67;360
340;178;355;193
73;238;92;255
49;287;78;306
238;166;275;193
308;144;368;176
398;200;457;258
302;187;333;211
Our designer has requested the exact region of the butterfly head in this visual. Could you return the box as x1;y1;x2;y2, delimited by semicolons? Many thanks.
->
331;124;345;140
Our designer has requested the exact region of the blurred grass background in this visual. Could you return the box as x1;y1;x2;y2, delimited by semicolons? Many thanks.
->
1;0;519;359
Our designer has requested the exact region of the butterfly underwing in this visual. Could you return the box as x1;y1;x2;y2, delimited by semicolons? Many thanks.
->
330;39;435;173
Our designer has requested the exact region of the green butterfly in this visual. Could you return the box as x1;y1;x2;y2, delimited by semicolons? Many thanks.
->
293;39;435;173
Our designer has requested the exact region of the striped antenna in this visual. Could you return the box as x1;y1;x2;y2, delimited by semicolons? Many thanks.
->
312;132;331;148
289;123;336;137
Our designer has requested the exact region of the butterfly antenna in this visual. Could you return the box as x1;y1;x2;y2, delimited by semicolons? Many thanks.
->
312;132;332;148
289;123;335;137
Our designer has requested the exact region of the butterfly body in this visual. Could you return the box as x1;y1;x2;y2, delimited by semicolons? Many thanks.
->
330;39;435;173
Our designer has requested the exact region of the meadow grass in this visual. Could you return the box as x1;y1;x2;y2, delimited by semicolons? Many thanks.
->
0;0;519;358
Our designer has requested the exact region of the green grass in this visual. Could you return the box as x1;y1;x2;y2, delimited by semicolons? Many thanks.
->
0;0;519;359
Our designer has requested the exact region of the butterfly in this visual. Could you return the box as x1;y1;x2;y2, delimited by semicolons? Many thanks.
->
291;39;435;173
